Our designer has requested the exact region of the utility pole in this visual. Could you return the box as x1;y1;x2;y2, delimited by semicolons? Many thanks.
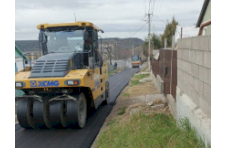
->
148;13;152;72
74;13;76;22
181;27;183;38
170;35;175;94
164;38;167;48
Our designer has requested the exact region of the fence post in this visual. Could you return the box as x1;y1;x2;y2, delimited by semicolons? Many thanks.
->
170;36;175;94
164;38;167;48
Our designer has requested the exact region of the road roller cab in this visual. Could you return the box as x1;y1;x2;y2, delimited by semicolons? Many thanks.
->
131;54;142;68
15;22;110;129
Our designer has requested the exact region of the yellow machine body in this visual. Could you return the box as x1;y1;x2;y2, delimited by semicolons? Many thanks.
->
15;21;108;109
15;63;108;101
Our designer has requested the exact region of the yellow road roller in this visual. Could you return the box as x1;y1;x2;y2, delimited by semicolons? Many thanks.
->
15;22;109;129
131;54;142;68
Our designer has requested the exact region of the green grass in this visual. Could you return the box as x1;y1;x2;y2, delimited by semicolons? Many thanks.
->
107;119;118;126
96;112;206;148
134;74;149;80
130;74;149;86
123;93;130;97
131;80;139;85
117;106;127;116
108;70;117;75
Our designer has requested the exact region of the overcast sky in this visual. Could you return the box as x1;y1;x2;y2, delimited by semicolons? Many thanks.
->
15;0;204;40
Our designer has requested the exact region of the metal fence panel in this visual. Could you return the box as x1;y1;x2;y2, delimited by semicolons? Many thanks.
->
151;49;177;100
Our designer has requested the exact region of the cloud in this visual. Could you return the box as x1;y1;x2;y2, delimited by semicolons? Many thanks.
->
15;0;204;40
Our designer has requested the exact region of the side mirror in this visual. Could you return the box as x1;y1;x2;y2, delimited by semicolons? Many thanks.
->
89;57;95;69
83;31;89;41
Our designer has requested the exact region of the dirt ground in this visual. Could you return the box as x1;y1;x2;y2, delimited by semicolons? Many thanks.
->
91;63;170;148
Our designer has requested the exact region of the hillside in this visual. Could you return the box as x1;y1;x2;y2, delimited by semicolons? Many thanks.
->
15;38;144;52
15;40;40;53
100;38;144;50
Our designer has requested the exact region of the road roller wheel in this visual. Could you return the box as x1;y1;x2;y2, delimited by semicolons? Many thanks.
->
33;100;51;129
66;93;87;128
104;81;110;105
17;99;35;129
43;100;51;128
49;100;67;128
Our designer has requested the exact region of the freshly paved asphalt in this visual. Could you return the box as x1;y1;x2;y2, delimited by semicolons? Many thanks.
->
15;68;139;148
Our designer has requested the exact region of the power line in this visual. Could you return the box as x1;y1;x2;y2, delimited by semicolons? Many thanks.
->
144;0;146;15
130;22;148;37
122;21;148;45
125;19;145;35
118;14;147;44
153;14;167;24
156;0;163;16
177;24;196;27
133;18;147;30
153;0;159;15
152;0;156;14
148;0;152;14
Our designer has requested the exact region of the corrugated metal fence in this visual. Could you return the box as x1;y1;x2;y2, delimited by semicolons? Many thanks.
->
151;49;177;99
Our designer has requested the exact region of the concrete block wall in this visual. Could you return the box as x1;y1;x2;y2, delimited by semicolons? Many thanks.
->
177;35;211;117
176;35;211;146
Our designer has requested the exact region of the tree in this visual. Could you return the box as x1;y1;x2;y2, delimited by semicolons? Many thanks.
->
143;38;149;57
151;33;161;49
142;33;161;57
161;17;178;48
104;42;113;65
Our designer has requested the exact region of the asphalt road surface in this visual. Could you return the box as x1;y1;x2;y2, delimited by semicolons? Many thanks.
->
15;68;139;148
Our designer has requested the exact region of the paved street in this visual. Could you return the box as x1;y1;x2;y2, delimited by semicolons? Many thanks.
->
15;68;139;148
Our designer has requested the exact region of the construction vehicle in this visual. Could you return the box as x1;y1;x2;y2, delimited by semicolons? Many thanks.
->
131;54;142;68
15;22;110;129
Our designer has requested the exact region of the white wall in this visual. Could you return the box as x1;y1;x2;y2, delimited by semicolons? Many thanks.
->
177;35;211;146
15;57;24;72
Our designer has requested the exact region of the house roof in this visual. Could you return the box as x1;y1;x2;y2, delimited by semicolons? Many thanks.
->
15;45;28;60
196;0;210;27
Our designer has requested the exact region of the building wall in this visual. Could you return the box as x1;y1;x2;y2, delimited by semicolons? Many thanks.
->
177;35;211;146
15;57;25;97
15;57;24;72
202;0;211;35
202;1;211;23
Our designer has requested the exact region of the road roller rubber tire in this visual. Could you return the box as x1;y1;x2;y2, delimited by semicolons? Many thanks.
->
49;100;66;128
33;100;51;129
66;93;87;128
17;99;35;129
103;81;110;105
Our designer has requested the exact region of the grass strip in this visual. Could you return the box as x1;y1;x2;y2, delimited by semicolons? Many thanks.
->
96;112;206;148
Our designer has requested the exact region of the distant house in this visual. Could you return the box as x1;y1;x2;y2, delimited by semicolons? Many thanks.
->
15;45;27;72
15;45;27;97
196;0;211;35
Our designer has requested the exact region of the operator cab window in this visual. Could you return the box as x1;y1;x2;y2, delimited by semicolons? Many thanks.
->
46;30;84;53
